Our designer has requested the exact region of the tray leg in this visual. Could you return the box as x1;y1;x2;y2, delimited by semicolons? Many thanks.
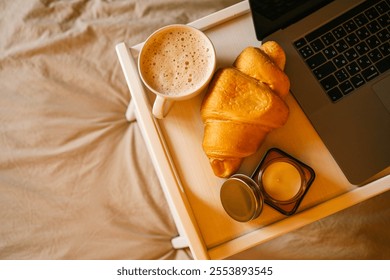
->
126;99;136;122
171;235;189;249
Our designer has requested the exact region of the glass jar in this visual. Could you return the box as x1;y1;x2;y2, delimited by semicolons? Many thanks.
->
220;148;315;222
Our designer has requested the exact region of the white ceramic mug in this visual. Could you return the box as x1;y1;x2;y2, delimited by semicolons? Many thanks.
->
138;24;216;119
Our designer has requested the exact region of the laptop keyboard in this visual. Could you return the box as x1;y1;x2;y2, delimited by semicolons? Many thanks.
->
294;0;390;102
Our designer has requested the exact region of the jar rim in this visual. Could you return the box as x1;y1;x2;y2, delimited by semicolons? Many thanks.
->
257;158;306;204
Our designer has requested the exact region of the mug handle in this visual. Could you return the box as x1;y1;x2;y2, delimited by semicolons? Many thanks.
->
152;95;175;119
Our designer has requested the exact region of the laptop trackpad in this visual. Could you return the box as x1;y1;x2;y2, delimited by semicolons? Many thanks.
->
373;75;390;114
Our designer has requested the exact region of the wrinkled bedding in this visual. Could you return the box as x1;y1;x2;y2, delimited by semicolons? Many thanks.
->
0;0;389;260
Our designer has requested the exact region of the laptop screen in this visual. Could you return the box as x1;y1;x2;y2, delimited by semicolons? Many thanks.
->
249;0;333;40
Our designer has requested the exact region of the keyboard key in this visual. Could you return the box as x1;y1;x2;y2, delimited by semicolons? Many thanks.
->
322;32;336;45
320;75;338;91
350;74;366;88
355;41;370;55
375;55;390;72
334;39;349;53
367;20;382;33
368;48;383;62
294;38;307;48
365;7;380;20
299;45;314;58
345;33;360;46
377;28;390;42
346;61;361;75
306;52;327;69
375;1;390;14
362;66;380;81
333;54;348;67
344;20;358;32
379;42;390;56
335;68;350;82
323;46;338;59
332;26;347;39
366;35;381;48
378;13;390;27
327;87;343;102
313;61;337;79
356;26;371;39
310;38;325;52
344;48;359;61
357;55;372;69
339;80;354;95
354;13;369;26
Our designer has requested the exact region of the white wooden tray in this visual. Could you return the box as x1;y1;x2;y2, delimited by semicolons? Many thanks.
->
116;0;390;259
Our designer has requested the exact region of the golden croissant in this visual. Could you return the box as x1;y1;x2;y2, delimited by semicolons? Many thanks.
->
201;41;290;178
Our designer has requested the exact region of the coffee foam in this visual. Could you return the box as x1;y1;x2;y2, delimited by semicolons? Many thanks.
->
140;26;214;96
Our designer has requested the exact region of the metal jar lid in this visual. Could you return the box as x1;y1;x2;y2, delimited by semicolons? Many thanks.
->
220;174;264;222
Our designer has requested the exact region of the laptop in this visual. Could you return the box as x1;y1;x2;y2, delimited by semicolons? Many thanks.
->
248;0;390;185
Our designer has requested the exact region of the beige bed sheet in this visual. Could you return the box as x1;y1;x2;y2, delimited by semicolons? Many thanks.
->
0;0;388;260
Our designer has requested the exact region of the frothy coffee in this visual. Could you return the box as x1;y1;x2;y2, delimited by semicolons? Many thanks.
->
139;25;215;96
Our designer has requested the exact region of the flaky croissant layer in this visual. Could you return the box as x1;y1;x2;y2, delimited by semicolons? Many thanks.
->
201;41;290;178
